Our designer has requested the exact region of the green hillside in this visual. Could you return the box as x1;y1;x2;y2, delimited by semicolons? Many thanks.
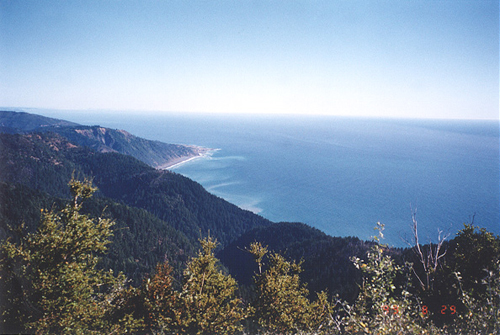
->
0;182;195;284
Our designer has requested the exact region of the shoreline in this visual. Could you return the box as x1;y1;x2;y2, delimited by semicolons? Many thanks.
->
158;148;219;170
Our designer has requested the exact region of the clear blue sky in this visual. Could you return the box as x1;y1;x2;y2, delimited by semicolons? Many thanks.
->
1;0;498;119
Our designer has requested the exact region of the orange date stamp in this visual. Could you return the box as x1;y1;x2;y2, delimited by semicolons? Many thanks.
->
381;304;457;316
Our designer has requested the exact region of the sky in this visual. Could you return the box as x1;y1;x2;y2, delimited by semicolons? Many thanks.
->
0;0;498;119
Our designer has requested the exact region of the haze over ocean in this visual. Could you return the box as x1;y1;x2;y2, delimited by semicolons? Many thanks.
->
34;110;499;247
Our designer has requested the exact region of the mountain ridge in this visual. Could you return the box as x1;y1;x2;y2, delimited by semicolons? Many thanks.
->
0;110;79;133
0;110;211;168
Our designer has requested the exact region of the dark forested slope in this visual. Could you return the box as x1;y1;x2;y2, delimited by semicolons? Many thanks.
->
0;132;271;247
218;222;371;300
0;181;195;284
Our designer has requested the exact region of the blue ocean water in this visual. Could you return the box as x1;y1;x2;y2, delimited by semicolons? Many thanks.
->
38;110;500;247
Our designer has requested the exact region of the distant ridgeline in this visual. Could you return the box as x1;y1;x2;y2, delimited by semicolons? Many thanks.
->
0;110;210;168
1;110;498;333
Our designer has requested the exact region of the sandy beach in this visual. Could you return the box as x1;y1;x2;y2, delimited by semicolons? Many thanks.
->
158;147;218;170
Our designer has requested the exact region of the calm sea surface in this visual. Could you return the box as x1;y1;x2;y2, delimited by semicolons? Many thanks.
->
38;110;500;247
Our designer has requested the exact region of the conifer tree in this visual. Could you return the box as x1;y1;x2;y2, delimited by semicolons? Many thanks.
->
142;261;178;332
0;178;141;334
249;242;333;334
171;236;249;334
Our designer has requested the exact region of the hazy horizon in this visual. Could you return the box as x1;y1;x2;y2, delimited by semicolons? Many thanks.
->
1;1;498;120
3;106;500;122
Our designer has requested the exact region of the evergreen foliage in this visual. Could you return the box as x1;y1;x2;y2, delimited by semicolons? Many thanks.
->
0;180;196;286
218;222;368;301
142;262;179;332
0;131;270;286
174;236;250;334
142;236;250;334
0;110;205;168
452;223;500;298
249;242;333;334
0;182;65;239
0;132;272;250
81;196;196;285
0;132;84;198
451;224;500;333
454;260;500;334
0;179;142;333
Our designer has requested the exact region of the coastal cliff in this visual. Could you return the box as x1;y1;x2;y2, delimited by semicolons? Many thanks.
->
0;110;211;168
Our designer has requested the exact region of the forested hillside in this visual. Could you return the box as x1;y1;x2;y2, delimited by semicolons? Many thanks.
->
218;222;371;301
0;131;272;277
0;181;195;284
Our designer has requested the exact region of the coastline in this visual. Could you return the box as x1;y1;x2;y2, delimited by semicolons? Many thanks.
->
158;147;218;170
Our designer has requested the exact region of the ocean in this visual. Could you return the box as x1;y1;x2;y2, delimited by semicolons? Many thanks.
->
37;110;500;247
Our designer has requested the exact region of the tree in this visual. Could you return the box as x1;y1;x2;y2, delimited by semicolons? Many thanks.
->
452;224;500;333
454;260;500;334
453;223;500;298
404;210;457;327
162;236;249;334
249;241;333;334
342;223;426;334
0;178;141;334
142;261;178;332
408;209;448;293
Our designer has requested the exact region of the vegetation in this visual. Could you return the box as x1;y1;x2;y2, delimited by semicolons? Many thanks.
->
249;241;333;334
0;132;272;249
142;236;250;334
452;226;500;334
0;110;78;133
0;179;142;333
340;223;427;334
218;222;369;301
334;223;500;334
2;183;498;334
0;131;271;284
